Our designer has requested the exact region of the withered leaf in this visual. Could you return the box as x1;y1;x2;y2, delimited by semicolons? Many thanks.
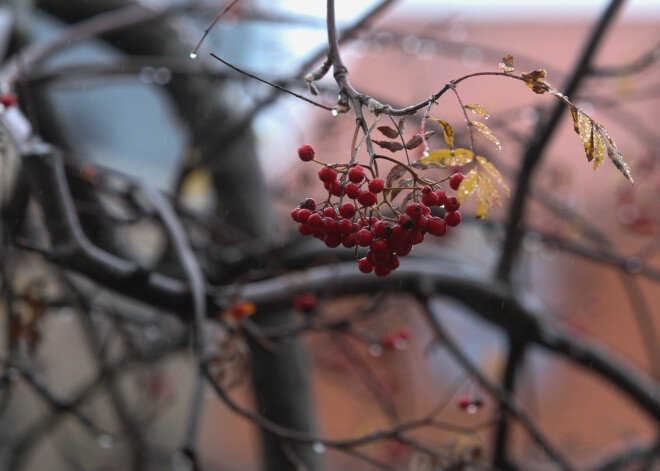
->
569;105;580;134
400;190;414;210
522;69;549;94
373;140;404;152
499;54;515;73
470;121;501;150
464;104;490;119
398;117;406;134
421;148;474;166
477;156;509;196
386;164;406;188
457;168;480;202
411;159;443;170
599;126;633;183
405;131;435;150
592;126;606;170
377;125;400;139
430;118;454;149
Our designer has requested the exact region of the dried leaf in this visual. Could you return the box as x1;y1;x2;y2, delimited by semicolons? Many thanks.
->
499;54;515;73
386;165;406;188
592;126;606;170
456;168;479;202
599;126;633;183
373;140;404;152
477;156;509;196
405;131;435;150
421;148;474;166
575;111;595;162
400;190;414;210
569;105;580;134
464;104;490;119
411;159;443;170
398;117;406;135
470;121;501;150
522;69;549;94
377;125;400;139
431;118;454;149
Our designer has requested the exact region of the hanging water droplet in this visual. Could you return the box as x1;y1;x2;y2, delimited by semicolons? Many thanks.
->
422;150;429;158
369;344;383;357
312;441;326;454
171;451;193;471
97;434;114;449
189;52;198;59
625;257;643;274
331;108;338;117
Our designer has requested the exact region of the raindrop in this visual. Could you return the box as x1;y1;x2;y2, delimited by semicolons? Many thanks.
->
97;434;114;449
154;68;172;85
139;66;154;84
625;257;643;274
58;307;75;323
369;344;383;357
189;52;198;59
466;404;479;414
171;451;193;471
401;35;421;55
331;109;338;117
312;441;326;454
143;324;161;342
422;150;430;158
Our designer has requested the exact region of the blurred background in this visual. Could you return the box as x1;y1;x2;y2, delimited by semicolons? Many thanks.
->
1;0;659;470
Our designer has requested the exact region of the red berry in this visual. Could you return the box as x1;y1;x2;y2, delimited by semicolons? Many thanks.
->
337;218;353;235
427;217;447;236
323;207;337;217
450;172;464;191
444;211;461;227
293;292;317;311
300;198;316;210
374;265;392;277
308;213;324;229
373;220;393;239
405;203;424;219
324;234;342;248
329;180;344;196
342;233;357;247
435;189;447;205
398;214;414;230
345;182;361;199
357;191;378;207
297;145;315;162
370;239;389;255
422;191;440;207
397;243;413;256
368;178;385;194
298;223;312;236
339;202;356;219
444;196;460;212
356;229;373;247
413;216;428;231
0;93;18;108
291;207;300;221
348;165;365;183
318;166;337;182
422;185;433;194
358;257;373;273
387;254;400;270
324;217;337;233
458;395;472;409
297;208;312;223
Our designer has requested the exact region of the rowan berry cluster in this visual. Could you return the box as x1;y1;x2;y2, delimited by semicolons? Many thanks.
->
291;145;463;276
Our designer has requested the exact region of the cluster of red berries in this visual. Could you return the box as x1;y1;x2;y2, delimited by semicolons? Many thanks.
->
292;145;463;276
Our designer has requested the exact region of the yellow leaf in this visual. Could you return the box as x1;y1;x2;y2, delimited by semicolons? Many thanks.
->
575;111;595;162
430;118;454;149
456;168;480;202
499;54;515;73
470;121;501;151
482;174;501;207
476;185;491;219
592;126;606;170
421;148;473;166
476;156;509;196
598;125;634;183
464;104;489;119
522;69;549;94
569;106;580;134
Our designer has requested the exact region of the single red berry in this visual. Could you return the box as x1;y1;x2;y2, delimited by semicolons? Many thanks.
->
444;196;460;212
297;145;315;162
342;233;357;247
339;202;356;219
398;214;414;230
458;395;473;410
324;217;337;233
414;216;428;231
293;292;317;311
435;189;447;205
318;165;337;182
374;265;392;277
370;239;389;255
337;218;353;235
324;234;342;248
405;203;424;219
422;185;433;195
405;230;424;245
368;178;385;194
298;223;312;236
323;207;337;217
329;180;344;196
444;211;462;227
291;207;300;221
357;190;378;207
358;257;373;273
308;213;324;229
345;182;361;199
391;224;404;240
297;208;312;223
387;254;400;270
348;165;365;183
427;217;447;236
422;191;440;207
356;229;373;247
373;220;393;239
397;243;413;256
449;172;465;191
300;198;316;210
0;93;18;108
